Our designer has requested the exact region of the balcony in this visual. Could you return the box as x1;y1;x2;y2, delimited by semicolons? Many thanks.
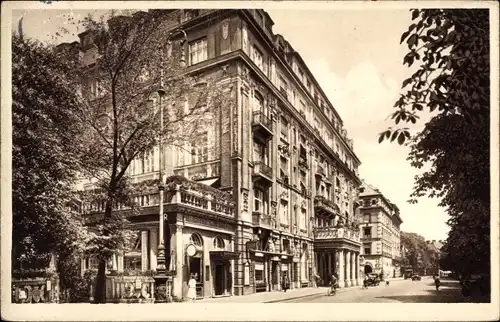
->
314;195;339;216
298;158;309;172
252;111;273;140
313;226;361;243
315;165;325;178
164;176;234;217
252;211;276;229
252;161;273;185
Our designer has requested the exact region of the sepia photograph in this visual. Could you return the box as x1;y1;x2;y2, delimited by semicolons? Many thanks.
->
1;1;498;321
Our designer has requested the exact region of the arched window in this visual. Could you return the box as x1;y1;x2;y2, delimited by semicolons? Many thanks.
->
213;236;225;250
190;233;203;247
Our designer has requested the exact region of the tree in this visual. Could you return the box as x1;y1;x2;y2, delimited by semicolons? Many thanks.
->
379;9;490;279
400;232;438;275
12;35;88;271
57;10;230;303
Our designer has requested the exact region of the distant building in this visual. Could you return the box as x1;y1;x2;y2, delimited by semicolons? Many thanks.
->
357;182;403;279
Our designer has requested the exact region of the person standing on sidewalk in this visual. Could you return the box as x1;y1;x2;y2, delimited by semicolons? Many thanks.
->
281;273;290;292
187;273;197;302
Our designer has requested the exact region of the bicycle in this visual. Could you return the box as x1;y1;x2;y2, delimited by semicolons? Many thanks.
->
327;284;337;296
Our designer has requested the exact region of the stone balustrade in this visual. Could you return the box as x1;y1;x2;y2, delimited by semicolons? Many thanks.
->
105;275;156;303
12;277;60;304
166;184;234;217
313;226;360;242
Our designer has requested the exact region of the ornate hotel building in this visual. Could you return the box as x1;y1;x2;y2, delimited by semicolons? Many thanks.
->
68;9;362;300
358;182;403;279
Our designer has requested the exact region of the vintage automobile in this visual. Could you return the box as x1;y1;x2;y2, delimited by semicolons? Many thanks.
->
364;273;381;287
411;274;422;281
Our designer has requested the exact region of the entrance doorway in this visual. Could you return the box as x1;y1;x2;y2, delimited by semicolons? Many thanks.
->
214;262;225;296
189;257;203;297
364;264;373;275
271;261;278;290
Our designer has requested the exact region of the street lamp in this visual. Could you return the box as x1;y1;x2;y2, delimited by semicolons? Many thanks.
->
156;28;188;276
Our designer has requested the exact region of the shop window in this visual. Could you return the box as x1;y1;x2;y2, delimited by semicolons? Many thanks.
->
255;268;264;282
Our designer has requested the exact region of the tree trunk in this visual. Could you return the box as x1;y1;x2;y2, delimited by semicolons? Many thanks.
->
93;259;107;303
93;199;114;304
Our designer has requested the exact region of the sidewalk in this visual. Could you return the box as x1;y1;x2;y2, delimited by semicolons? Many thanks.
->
196;287;328;303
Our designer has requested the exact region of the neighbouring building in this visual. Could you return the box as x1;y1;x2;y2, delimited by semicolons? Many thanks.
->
357;181;403;279
63;8;362;300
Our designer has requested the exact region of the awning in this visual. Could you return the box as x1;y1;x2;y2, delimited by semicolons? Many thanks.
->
209;250;241;260
196;178;219;187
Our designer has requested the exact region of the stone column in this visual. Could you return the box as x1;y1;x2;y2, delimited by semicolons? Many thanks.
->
112;253;117;271
338;249;345;288
327;252;332;277
80;258;86;276
150;229;158;271
170;224;184;299
141;230;149;271
345;250;351;287
230;235;235;296
117;251;124;272
355;253;360;286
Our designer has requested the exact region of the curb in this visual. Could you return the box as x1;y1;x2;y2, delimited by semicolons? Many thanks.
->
264;287;360;303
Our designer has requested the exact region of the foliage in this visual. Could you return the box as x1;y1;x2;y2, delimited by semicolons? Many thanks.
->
400;232;440;274
379;9;489;145
54;10;232;303
12;35;89;270
380;9;490;278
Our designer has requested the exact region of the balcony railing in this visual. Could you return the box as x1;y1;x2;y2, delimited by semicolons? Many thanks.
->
164;178;234;217
253;161;273;181
313;195;339;215
252;111;273;139
315;165;325;177
252;211;276;229
313;226;361;243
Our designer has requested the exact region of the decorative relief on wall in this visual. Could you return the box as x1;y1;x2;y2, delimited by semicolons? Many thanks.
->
242;26;248;53
242;191;249;212
222;20;229;40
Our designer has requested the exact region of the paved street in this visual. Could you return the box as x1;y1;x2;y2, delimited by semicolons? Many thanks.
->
279;277;465;303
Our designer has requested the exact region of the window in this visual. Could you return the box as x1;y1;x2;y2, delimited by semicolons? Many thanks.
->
363;214;370;223
254;188;268;214
253;141;268;164
253;93;264;112
188;38;208;65
252;45;264;71
191;132;209;163
280;200;288;224
280;116;289;138
278;75;287;93
190;233;204;247
371;199;377;205
363;227;371;238
364;245;371;255
255;266;264;281
301;208;307;228
213;236;225;250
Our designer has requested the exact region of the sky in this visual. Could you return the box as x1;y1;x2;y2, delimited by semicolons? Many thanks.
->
10;5;450;241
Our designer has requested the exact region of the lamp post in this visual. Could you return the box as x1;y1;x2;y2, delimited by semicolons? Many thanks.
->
154;28;187;302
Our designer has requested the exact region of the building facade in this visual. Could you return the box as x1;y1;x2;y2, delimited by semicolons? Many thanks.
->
358;182;403;279
71;8;362;300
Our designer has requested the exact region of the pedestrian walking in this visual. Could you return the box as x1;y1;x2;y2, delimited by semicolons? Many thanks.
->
281;273;289;292
314;272;320;288
187;273;197;302
328;273;338;296
434;274;441;291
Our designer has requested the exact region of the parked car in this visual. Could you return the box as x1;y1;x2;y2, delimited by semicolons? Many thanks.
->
411;274;422;281
364;273;381;287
